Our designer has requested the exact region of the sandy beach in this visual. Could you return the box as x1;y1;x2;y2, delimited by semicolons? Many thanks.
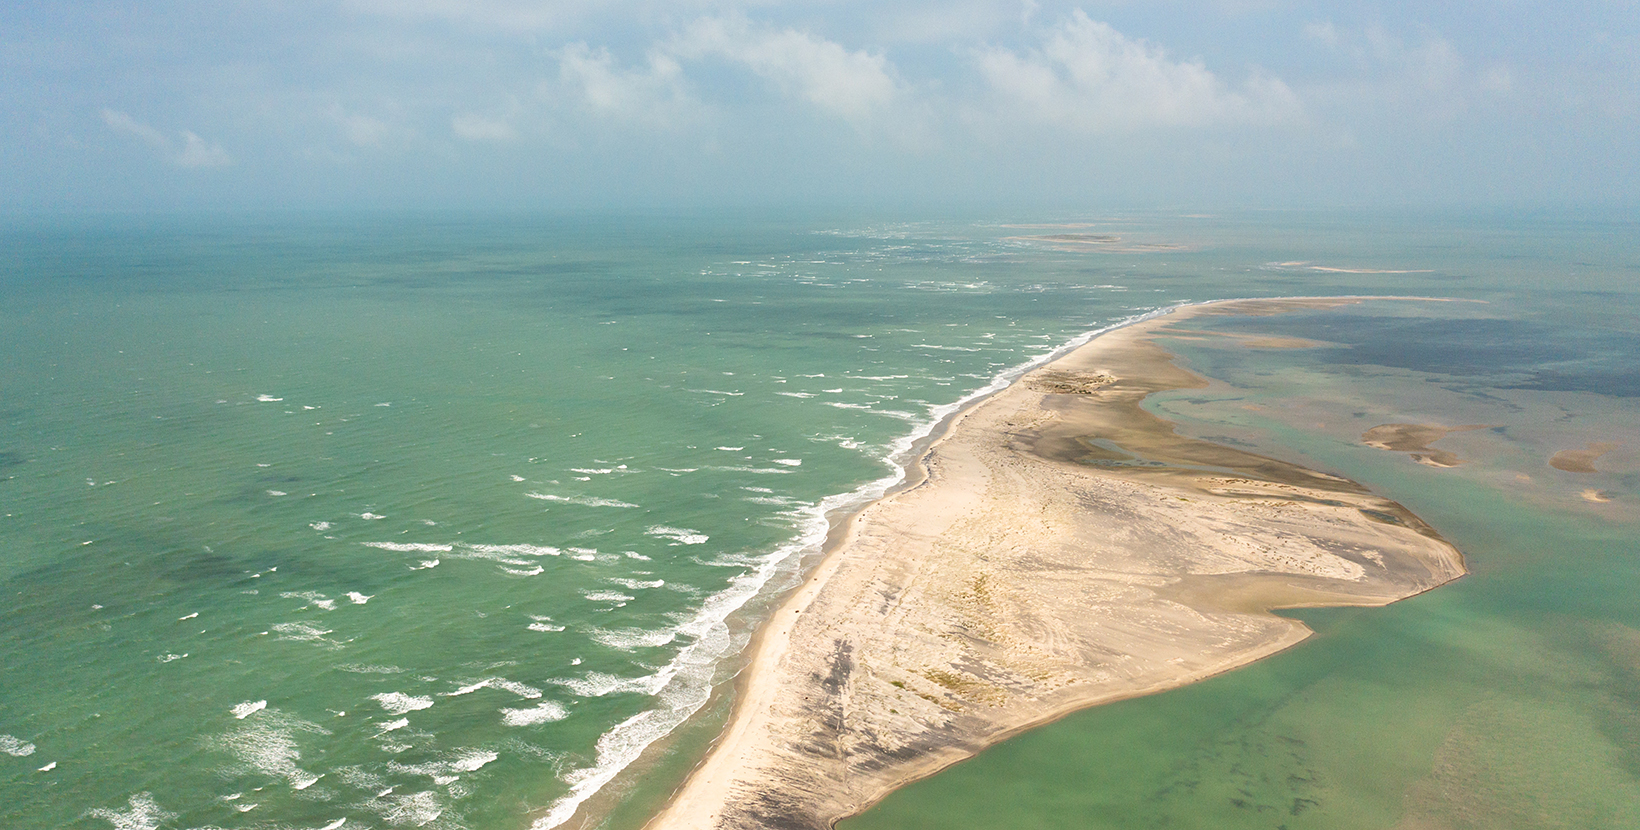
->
642;297;1468;830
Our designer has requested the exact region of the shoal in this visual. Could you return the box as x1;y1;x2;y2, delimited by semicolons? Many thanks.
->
641;297;1467;830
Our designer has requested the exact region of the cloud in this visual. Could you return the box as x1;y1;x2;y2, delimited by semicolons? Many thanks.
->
100;109;232;167
325;105;403;147
671;15;902;127
452;113;518;141
1303;23;1513;118
973;11;1301;133
556;43;692;126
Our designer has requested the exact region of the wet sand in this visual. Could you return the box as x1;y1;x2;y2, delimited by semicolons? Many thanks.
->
1551;443;1617;473
1362;423;1494;468
642;298;1467;830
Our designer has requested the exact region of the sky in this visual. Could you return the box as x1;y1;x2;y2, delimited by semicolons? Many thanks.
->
3;0;1637;212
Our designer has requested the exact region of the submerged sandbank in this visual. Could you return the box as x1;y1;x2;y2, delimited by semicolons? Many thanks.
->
641;298;1467;830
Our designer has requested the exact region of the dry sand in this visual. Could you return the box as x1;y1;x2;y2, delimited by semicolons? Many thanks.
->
641;298;1467;830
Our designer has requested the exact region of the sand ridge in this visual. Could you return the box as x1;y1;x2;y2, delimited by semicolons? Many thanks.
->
639;297;1467;830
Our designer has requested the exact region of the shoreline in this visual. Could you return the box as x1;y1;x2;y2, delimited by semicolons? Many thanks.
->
633;296;1467;830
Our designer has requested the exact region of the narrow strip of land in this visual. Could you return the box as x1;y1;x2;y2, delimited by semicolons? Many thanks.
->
643;297;1467;830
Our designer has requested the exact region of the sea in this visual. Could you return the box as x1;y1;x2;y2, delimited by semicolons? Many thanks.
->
2;210;1635;830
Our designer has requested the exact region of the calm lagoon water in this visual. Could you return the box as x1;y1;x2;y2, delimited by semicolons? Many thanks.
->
1;211;1634;830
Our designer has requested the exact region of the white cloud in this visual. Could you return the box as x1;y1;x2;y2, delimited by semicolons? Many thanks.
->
973;11;1301;132
557;43;691;125
1304;23;1513;118
100;109;232;167
671;15;902;127
452;112;518;141
326;105;393;147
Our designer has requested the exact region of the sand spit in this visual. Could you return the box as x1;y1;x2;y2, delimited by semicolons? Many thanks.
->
642;298;1466;830
1362;423;1494;468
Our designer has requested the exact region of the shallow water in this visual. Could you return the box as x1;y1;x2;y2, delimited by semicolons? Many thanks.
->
842;291;1640;827
1;211;1634;830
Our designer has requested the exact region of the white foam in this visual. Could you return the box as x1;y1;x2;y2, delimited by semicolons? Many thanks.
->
213;708;331;791
359;512;386;520
501;565;545;576
554;670;670;698
317;819;347;830
85;792;175;830
281;591;338;611
267;489;288;497
570;467;617;475
0;735;36;756
156;652;188;663
377;718;409;733
38;761;55;771
528;622;566;632
178;612;199;621
589;627;679;651
714;446;743;451
645;526;708;546
310;521;332;531
775;391;815;398
771;458;802;466
371;791;442;827
411;560;440;570
526;493;639;508
608;578;665;590
445;678;542;699
527;307;1175;829
337;663;404;674
257;394;283;402
272;622;341;648
503;701;570;726
347;592;373;605
371;693;434;715
387;750;499;787
467;543;561;557
581;590;634;603
510;474;526;482
232;700;268;719
363;542;452;553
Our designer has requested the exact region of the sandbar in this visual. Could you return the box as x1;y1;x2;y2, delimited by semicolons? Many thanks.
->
1361;423;1493;468
641;298;1466;830
1551;443;1617;474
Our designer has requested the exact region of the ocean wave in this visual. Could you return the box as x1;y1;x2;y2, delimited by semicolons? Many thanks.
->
388;749;498;786
213;707;332;791
526;493;639;508
337;663;405;674
502;701;570;726
362;542;453;553
645;526;708;545
464;543;561;557
589;627;680;651
371;692;435;715
0;734;36;756
85;793;175;830
553;670;671;698
445;678;542;699
607;577;665;590
272;621;342;649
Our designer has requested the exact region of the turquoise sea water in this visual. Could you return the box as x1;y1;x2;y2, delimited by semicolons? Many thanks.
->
2;212;1635;830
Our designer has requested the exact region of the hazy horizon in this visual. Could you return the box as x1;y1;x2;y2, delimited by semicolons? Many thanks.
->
4;1;1638;213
